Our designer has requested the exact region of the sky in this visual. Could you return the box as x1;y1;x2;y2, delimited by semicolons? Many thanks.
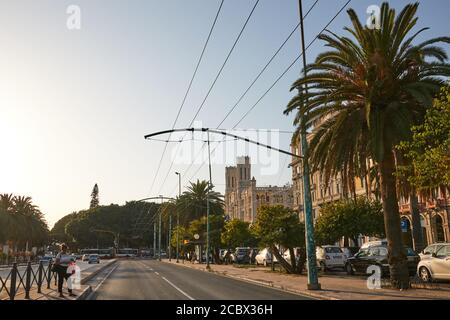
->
0;0;449;228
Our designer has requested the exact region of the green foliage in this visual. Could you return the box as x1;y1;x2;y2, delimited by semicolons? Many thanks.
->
397;86;450;191
252;205;305;274
315;197;385;245
221;219;257;248
0;194;49;250
90;183;99;209
175;180;224;227
55;201;161;249
188;214;225;249
252;205;305;250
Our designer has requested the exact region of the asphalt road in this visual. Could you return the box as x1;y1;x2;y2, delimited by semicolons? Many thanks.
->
90;259;312;300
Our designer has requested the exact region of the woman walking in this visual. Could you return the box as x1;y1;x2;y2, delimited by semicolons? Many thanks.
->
54;244;76;298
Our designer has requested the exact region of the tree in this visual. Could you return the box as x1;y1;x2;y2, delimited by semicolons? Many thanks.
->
252;205;305;274
0;194;48;251
176;180;224;226
90;183;99;209
315;197;385;246
188;214;225;263
221;219;256;249
284;3;450;288
397;86;450;192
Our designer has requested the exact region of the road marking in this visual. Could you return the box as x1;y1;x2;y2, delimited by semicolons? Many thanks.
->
93;264;119;292
161;276;195;300
154;272;159;275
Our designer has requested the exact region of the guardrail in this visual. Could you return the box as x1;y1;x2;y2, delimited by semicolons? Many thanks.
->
0;261;58;300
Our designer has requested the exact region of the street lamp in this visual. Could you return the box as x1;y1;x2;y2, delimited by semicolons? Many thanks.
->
175;172;181;263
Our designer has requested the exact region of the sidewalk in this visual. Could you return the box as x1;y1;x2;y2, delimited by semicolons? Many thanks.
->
2;259;116;300
162;259;450;300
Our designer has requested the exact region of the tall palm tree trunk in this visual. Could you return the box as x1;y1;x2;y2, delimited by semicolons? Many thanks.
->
410;193;425;253
379;151;410;289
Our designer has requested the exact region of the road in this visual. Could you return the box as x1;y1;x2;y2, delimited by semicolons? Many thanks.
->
89;259;312;300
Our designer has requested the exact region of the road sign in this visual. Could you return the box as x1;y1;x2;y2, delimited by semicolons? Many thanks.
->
400;219;408;233
194;234;200;240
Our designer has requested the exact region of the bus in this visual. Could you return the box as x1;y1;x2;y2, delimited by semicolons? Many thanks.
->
116;248;138;258
80;248;115;259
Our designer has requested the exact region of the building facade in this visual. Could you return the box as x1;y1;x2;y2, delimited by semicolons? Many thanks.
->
225;156;293;223
291;136;450;246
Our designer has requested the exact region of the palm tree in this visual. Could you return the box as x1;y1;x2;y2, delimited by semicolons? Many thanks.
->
284;3;450;288
175;180;224;226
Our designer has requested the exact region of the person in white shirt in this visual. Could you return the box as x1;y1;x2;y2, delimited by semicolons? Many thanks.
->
54;244;76;298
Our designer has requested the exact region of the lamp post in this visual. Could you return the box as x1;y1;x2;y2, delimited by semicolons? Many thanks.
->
159;195;163;261
297;0;320;290
175;172;181;263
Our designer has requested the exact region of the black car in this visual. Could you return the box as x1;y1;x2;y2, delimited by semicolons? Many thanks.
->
345;245;419;276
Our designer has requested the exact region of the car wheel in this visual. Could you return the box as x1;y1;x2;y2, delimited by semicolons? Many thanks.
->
419;266;431;282
345;263;354;275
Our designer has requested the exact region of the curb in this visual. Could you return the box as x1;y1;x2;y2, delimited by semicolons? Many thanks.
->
80;259;117;285
76;286;92;300
161;260;337;300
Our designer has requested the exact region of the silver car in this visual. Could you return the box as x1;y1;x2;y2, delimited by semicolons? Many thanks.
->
417;244;450;282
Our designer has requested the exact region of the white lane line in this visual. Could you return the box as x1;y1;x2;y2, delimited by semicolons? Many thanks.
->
161;276;195;300
154;272;160;275
93;264;119;292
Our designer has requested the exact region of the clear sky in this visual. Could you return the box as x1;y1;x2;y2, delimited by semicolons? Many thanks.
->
1;0;449;227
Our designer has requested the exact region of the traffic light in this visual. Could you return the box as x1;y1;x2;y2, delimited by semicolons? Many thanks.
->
183;240;189;245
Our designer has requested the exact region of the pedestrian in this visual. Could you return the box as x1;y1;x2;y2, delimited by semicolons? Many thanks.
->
53;243;76;298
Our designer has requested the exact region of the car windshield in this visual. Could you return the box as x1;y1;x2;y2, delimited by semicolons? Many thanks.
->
325;247;342;253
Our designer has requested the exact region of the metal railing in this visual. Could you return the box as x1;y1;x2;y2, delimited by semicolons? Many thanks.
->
0;261;58;300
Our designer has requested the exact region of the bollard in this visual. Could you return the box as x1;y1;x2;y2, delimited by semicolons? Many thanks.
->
25;261;32;299
37;261;43;294
9;263;17;300
47;262;52;289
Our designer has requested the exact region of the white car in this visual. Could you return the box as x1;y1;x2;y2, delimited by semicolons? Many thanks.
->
417;244;450;282
419;243;447;260
316;245;347;271
283;248;303;265
255;248;277;266
82;254;91;262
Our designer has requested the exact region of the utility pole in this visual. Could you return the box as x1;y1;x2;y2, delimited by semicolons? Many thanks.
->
175;172;181;263
159;195;162;261
297;0;320;290
168;215;172;261
153;222;156;259
206;130;212;269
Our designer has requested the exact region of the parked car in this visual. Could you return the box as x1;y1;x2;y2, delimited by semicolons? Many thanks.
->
283;247;303;265
360;239;388;250
82;254;90;262
342;247;360;259
255;248;278;266
39;255;55;264
345;245;419;276
231;247;251;264
219;249;227;261
316;246;347;271
417;244;450;282
88;254;100;264
249;248;259;265
419;243;447;260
